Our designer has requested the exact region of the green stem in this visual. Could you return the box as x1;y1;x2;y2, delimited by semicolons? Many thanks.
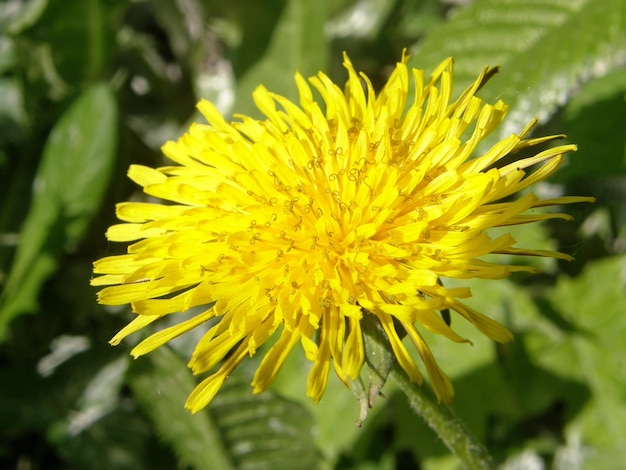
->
389;363;494;470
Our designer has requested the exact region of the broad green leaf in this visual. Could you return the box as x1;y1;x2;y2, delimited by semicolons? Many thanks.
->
527;256;626;460
128;347;322;470
410;0;626;142
128;347;235;470
211;372;322;470
232;0;328;118
0;83;117;339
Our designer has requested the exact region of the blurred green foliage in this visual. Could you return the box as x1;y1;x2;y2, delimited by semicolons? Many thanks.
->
1;0;625;468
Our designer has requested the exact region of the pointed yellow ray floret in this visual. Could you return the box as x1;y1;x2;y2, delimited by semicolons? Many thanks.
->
92;50;594;412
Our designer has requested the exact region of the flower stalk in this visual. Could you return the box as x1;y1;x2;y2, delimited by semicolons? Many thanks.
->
390;363;494;469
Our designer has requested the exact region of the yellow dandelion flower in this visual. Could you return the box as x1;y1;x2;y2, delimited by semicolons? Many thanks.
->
92;52;592;413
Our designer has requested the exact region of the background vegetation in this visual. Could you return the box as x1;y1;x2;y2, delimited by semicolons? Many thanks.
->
1;0;625;468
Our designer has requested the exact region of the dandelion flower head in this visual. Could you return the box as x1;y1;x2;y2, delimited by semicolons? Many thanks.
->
92;52;591;412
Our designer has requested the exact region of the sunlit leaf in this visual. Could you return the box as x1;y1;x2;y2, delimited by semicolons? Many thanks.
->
212;374;322;470
528;256;626;462
410;0;626;142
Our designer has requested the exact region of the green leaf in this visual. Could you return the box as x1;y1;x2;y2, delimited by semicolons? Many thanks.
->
28;0;113;87
556;66;626;182
409;276;585;446
0;83;117;339
232;0;329;118
528;255;626;460
128;347;235;470
128;347;322;470
410;0;626;142
212;372;322;470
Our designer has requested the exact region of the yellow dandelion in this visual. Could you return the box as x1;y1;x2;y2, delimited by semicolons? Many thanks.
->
92;51;592;413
